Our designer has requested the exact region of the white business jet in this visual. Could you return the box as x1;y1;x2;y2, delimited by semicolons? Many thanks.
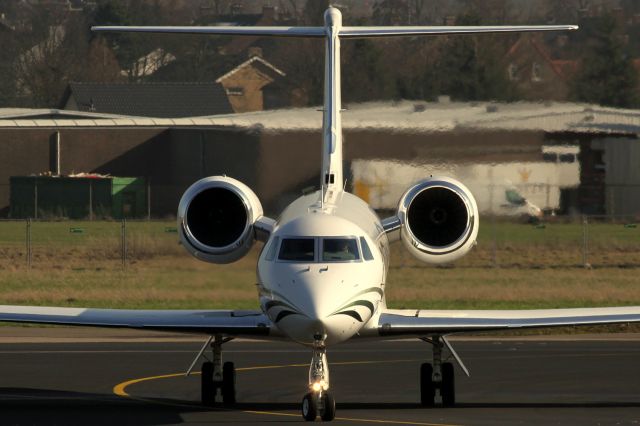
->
2;7;639;422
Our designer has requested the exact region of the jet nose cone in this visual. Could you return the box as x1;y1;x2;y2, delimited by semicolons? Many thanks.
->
306;307;330;339
307;301;330;322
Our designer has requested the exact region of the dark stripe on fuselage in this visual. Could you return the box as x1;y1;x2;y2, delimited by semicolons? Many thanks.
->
330;299;375;318
334;310;363;322
265;300;290;311
275;310;299;323
346;300;375;315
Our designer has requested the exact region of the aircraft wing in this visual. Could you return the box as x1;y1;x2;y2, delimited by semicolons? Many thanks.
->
0;305;271;336
375;307;640;336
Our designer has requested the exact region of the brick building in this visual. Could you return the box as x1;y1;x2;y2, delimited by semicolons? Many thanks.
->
215;53;286;113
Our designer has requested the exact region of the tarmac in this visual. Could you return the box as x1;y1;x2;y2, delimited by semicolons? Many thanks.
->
0;327;639;425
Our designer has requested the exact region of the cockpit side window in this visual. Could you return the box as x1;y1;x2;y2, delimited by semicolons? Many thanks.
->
278;238;315;262
265;236;280;261
360;236;374;261
322;238;360;262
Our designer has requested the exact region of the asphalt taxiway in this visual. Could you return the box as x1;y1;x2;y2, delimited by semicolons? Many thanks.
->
0;329;639;425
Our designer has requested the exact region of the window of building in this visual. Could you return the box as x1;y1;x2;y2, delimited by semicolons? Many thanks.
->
531;62;542;82
226;87;244;96
559;153;576;163
508;63;518;81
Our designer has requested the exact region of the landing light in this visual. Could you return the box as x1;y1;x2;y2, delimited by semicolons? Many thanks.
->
311;380;328;392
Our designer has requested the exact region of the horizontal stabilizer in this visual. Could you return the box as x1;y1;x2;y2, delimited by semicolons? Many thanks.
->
339;25;578;38
92;25;577;39
92;25;325;37
0;305;271;336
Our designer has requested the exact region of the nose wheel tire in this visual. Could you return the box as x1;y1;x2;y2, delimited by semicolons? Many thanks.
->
302;392;318;421
320;392;336;421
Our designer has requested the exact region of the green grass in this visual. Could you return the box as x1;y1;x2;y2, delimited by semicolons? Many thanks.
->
0;220;638;314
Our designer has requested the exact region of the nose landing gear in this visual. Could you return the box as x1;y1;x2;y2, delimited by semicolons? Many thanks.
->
302;342;335;421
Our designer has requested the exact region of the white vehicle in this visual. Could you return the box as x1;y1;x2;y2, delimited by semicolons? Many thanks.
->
1;7;638;423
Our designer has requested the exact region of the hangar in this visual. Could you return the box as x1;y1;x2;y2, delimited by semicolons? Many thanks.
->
1;101;639;218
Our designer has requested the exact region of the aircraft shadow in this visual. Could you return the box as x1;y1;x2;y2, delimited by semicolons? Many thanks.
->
0;387;193;425
231;401;640;410
450;402;640;409
1;387;638;425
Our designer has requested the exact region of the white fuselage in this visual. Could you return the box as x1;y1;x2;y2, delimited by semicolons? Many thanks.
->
257;191;389;346
256;9;389;346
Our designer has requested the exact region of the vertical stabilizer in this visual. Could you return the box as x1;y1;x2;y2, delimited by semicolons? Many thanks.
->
320;7;343;205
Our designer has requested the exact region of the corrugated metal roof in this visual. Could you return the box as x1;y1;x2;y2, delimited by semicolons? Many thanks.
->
1;101;639;135
199;101;640;135
0;108;135;120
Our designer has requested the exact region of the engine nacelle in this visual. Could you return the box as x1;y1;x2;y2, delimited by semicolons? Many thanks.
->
177;176;263;264
398;177;479;265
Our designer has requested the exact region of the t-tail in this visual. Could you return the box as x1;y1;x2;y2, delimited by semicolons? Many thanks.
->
92;7;577;204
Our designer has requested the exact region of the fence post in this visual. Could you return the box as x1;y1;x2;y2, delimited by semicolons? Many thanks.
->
147;179;151;221
121;218;127;270
89;180;93;221
582;215;590;268
491;215;497;268
26;218;32;270
34;180;38;220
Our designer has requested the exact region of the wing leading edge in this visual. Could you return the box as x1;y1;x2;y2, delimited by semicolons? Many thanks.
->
375;307;640;336
0;305;271;336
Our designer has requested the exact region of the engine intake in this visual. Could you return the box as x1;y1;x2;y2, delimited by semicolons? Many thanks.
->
398;177;479;264
178;176;263;264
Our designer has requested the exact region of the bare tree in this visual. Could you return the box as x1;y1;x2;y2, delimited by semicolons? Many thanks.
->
13;8;91;107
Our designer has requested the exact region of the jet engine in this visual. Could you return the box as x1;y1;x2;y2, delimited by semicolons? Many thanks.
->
397;177;479;264
177;176;263;264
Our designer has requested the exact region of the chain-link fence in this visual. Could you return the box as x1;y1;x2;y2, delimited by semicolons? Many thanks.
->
0;216;638;270
0;219;183;270
393;215;639;269
2;180;640;221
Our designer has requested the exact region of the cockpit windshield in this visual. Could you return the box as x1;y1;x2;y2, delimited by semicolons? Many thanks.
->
273;236;368;263
322;238;360;262
278;238;315;262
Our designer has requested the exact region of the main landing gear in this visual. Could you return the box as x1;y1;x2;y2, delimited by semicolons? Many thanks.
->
197;335;236;407
302;341;335;421
420;335;469;407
